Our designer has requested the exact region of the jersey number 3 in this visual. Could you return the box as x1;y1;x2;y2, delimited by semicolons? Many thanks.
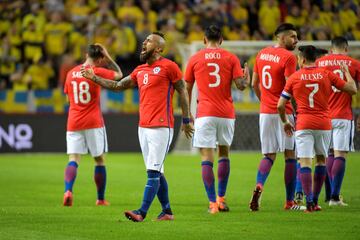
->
207;63;221;87
71;81;91;104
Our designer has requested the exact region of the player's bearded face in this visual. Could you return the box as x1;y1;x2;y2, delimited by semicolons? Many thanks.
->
284;31;298;51
140;45;155;62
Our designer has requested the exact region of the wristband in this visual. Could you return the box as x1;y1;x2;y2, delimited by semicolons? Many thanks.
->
182;117;190;124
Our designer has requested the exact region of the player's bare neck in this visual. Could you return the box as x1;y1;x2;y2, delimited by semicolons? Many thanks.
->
84;59;95;66
303;63;316;68
275;44;285;49
332;49;346;55
147;55;161;65
206;42;220;49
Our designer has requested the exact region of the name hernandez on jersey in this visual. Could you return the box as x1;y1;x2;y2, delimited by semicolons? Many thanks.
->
316;54;360;120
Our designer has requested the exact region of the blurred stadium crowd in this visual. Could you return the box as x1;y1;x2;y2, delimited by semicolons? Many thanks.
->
0;0;359;90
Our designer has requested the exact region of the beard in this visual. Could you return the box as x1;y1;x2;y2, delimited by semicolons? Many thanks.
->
285;42;296;51
140;48;155;62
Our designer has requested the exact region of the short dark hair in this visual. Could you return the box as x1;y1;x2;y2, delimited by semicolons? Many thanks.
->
298;45;317;62
315;48;328;57
205;25;222;41
153;31;165;40
274;23;296;36
87;44;103;60
331;36;348;49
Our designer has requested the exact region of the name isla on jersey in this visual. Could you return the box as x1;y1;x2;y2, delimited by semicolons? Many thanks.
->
259;53;280;63
317;59;352;67
205;52;221;59
300;72;323;80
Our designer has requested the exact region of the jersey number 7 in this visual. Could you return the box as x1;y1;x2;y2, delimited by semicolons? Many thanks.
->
305;83;319;108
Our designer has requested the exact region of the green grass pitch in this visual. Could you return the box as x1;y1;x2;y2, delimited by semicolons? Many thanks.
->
1;152;360;240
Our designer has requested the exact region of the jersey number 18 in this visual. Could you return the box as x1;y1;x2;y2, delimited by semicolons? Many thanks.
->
71;81;91;104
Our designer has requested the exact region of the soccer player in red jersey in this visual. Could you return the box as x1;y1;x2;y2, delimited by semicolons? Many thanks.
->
184;25;250;214
81;32;194;222
250;23;301;211
63;44;123;206
315;37;360;206
278;45;357;212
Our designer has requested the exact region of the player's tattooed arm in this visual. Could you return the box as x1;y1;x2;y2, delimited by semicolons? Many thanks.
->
185;81;194;121
234;62;250;91
81;65;135;91
174;79;194;139
95;43;123;80
251;72;261;100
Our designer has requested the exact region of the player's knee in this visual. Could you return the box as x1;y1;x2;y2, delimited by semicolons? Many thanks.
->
218;145;229;158
94;155;105;165
200;148;214;161
284;149;295;159
69;154;81;164
264;153;276;161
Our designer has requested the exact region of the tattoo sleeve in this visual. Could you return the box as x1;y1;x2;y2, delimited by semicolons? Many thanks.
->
174;80;191;118
93;75;135;91
234;76;248;90
106;59;123;80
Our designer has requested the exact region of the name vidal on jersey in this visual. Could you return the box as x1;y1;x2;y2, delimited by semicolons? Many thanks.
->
72;71;83;78
300;72;323;80
259;53;280;63
317;59;352;67
205;52;221;59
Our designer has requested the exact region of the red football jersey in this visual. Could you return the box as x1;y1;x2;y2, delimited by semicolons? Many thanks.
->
184;48;243;119
253;46;297;114
316;54;360;120
130;57;182;128
64;65;115;131
282;66;346;130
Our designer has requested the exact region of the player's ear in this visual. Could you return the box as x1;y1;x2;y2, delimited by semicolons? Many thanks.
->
157;46;163;53
219;37;223;45
203;36;207;45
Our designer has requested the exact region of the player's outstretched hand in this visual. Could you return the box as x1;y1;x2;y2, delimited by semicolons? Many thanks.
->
81;65;95;80
283;121;294;137
95;43;111;59
182;123;194;139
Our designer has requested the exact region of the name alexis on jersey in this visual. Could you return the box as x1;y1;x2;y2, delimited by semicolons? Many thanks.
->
259;53;280;63
300;72;323;81
317;59;352;67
